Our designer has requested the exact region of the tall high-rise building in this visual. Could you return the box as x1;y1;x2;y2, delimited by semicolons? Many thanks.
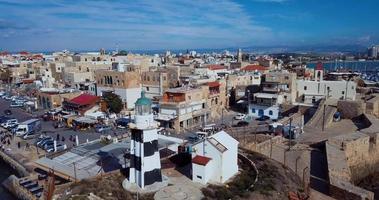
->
128;91;162;189
368;45;379;58
237;48;242;63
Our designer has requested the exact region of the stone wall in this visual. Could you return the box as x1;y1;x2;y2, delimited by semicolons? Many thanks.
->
337;100;365;119
2;175;36;200
326;132;379;200
0;151;29;177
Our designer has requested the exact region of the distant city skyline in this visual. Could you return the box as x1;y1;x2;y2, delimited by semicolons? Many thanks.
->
0;0;378;52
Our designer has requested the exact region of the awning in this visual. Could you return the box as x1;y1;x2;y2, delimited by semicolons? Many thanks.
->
85;111;106;119
74;117;98;124
155;114;177;121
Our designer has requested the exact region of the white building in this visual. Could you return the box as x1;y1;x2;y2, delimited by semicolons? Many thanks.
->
296;63;356;104
191;131;239;185
248;93;283;120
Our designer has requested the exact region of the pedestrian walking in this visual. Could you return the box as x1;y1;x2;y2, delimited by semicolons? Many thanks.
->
56;134;60;141
17;142;20;149
7;139;10;146
62;136;65;142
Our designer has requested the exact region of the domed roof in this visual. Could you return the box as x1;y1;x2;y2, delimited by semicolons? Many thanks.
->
135;91;152;106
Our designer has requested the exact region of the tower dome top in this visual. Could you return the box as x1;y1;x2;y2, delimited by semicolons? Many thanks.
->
135;91;152;106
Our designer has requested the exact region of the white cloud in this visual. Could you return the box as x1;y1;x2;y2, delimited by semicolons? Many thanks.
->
0;0;273;50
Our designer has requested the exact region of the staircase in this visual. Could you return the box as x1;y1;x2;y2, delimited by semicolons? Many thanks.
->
306;99;337;130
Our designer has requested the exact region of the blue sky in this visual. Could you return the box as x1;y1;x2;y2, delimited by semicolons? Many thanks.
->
0;0;378;52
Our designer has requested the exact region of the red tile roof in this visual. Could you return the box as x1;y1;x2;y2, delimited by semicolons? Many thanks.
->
207;81;220;87
241;65;267;71
315;62;323;70
192;155;211;166
19;51;30;55
68;94;99;106
22;79;35;84
207;64;225;70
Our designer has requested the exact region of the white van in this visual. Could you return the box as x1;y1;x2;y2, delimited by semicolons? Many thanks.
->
2;119;18;128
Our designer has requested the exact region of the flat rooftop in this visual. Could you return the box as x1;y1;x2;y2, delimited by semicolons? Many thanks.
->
34;135;183;181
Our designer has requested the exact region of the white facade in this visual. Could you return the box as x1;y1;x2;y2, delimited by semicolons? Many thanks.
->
249;104;280;120
96;86;141;109
191;131;239;184
248;93;283;120
297;80;356;104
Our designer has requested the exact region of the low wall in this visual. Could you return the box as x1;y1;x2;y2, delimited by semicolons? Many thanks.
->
0;151;29;177
2;175;37;200
330;179;374;200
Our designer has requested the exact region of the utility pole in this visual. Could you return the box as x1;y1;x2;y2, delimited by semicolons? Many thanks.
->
73;162;77;182
221;108;224;125
288;117;292;150
322;104;326;132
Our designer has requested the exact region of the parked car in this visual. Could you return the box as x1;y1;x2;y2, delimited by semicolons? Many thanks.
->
10;103;23;108
234;113;246;120
2;119;18;128
234;121;249;127
95;125;112;133
4;109;12;115
46;143;67;153
255;115;270;121
23;131;40;140
42;141;55;150
37;138;54;148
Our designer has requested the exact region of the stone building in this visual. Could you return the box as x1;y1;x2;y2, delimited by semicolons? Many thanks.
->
95;70;141;109
156;86;209;132
141;71;170;99
36;89;82;109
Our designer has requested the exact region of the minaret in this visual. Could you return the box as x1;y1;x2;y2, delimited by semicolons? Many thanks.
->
129;91;162;189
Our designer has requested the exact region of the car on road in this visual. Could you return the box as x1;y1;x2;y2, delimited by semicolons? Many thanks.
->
42;141;55;149
10;102;23;108
37;138;54;148
255;115;270;121
4;109;12;115
46;143;67;153
234;113;246;120
1;119;18;128
234;121;249;127
95;125;112;133
23;131;41;140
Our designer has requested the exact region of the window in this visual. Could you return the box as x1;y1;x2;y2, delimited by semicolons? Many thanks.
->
147;76;150;81
342;91;345;95
188;96;191;100
285;76;289;80
304;86;307;91
252;108;255;113
352;86;354;90
196;175;202;179
163;76;167;81
269;110;273;115
146;87;149;91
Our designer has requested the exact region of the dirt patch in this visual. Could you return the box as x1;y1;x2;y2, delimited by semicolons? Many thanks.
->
202;150;305;200
56;172;154;200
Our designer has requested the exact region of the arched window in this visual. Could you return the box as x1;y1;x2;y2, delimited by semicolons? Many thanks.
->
269;110;273;115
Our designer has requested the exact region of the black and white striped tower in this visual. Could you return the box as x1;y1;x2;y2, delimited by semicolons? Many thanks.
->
129;91;162;189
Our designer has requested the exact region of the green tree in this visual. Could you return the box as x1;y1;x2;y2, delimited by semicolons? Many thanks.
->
103;92;123;114
0;68;12;83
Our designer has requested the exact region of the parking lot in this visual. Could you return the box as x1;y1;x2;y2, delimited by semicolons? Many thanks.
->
0;99;127;152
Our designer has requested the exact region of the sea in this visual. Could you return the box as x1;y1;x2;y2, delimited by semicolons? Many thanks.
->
307;60;379;72
0;160;17;200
